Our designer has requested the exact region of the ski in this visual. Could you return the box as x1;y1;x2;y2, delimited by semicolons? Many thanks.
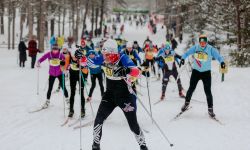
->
153;99;164;105
28;107;47;113
209;116;225;125
61;117;72;127
171;106;192;121
73;120;94;129
68;118;82;127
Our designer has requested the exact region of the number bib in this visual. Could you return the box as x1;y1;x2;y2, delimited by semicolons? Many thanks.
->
129;55;134;60
50;58;60;66
70;63;79;71
194;52;208;61
103;67;113;77
164;56;174;63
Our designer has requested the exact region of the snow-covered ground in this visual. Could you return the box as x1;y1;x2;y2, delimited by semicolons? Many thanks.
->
1;23;250;150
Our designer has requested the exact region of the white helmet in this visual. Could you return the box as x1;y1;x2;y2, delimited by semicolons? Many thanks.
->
126;41;133;48
62;44;68;50
102;39;118;53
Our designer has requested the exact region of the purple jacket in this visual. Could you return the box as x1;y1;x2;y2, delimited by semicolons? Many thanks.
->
38;52;65;77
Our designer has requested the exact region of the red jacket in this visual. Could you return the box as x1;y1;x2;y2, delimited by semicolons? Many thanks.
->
28;40;39;56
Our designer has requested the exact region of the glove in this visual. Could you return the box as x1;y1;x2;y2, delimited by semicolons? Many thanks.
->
75;49;83;59
179;59;185;68
36;62;41;68
113;66;130;77
60;60;65;66
221;62;225;69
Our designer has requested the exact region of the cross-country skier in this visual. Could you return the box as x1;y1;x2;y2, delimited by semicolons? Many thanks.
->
179;34;225;117
121;41;141;66
91;39;148;150
86;50;105;101
67;47;89;118
37;44;69;109
155;44;185;100
132;41;143;54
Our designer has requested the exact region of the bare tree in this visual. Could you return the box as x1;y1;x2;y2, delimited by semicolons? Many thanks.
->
0;1;4;35
12;0;16;49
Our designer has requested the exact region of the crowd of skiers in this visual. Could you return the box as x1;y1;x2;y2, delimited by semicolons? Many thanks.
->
33;32;225;150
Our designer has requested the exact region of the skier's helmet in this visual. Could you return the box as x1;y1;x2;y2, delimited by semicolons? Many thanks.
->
102;39;120;64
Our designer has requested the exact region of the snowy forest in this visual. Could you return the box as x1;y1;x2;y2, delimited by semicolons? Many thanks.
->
0;0;250;150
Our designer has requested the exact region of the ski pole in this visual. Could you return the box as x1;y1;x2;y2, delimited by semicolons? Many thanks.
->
81;73;95;118
37;67;40;95
146;76;153;123
124;78;174;147
62;72;66;118
78;63;83;150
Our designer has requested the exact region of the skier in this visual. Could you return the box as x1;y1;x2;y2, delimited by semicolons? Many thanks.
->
179;34;225;117
67;47;89;118
144;43;157;76
55;44;71;92
155;44;185;100
133;41;143;54
18;40;27;68
91;39;148;150
86;50;105;101
36;44;69;109
121;41;141;66
28;36;40;69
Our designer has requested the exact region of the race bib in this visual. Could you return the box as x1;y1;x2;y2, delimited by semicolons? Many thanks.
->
70;63;79;71
164;56;174;63
50;58;60;66
194;52;208;61
147;52;153;56
103;67;113;77
129;55;134;59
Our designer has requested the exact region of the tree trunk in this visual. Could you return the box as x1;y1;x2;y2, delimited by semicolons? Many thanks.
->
81;0;90;38
38;0;46;52
12;3;16;49
51;19;55;36
235;1;241;51
58;6;61;36
8;1;11;50
91;2;94;36
176;4;181;38
0;2;4;35
20;5;26;41
28;0;33;40
99;0;105;36
75;0;80;42
71;4;75;37
62;0;66;36
95;7;99;37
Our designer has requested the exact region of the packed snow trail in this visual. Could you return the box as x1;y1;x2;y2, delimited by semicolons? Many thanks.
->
1;23;250;150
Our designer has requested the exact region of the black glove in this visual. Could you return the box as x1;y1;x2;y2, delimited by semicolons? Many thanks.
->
179;58;185;68
113;66;130;77
221;62;225;69
60;60;65;66
75;49;83;59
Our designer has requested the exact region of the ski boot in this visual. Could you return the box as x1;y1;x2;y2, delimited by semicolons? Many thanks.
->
208;108;216;118
87;97;92;102
42;100;50;109
160;94;165;100
92;144;100;150
140;145;148;150
68;111;74;118
181;102;190;112
81;109;85;118
179;90;185;98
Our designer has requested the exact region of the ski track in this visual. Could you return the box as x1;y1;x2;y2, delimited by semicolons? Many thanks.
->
1;22;250;150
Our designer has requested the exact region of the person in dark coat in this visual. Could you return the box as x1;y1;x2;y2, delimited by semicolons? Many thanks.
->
28;38;40;69
18;41;27;68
